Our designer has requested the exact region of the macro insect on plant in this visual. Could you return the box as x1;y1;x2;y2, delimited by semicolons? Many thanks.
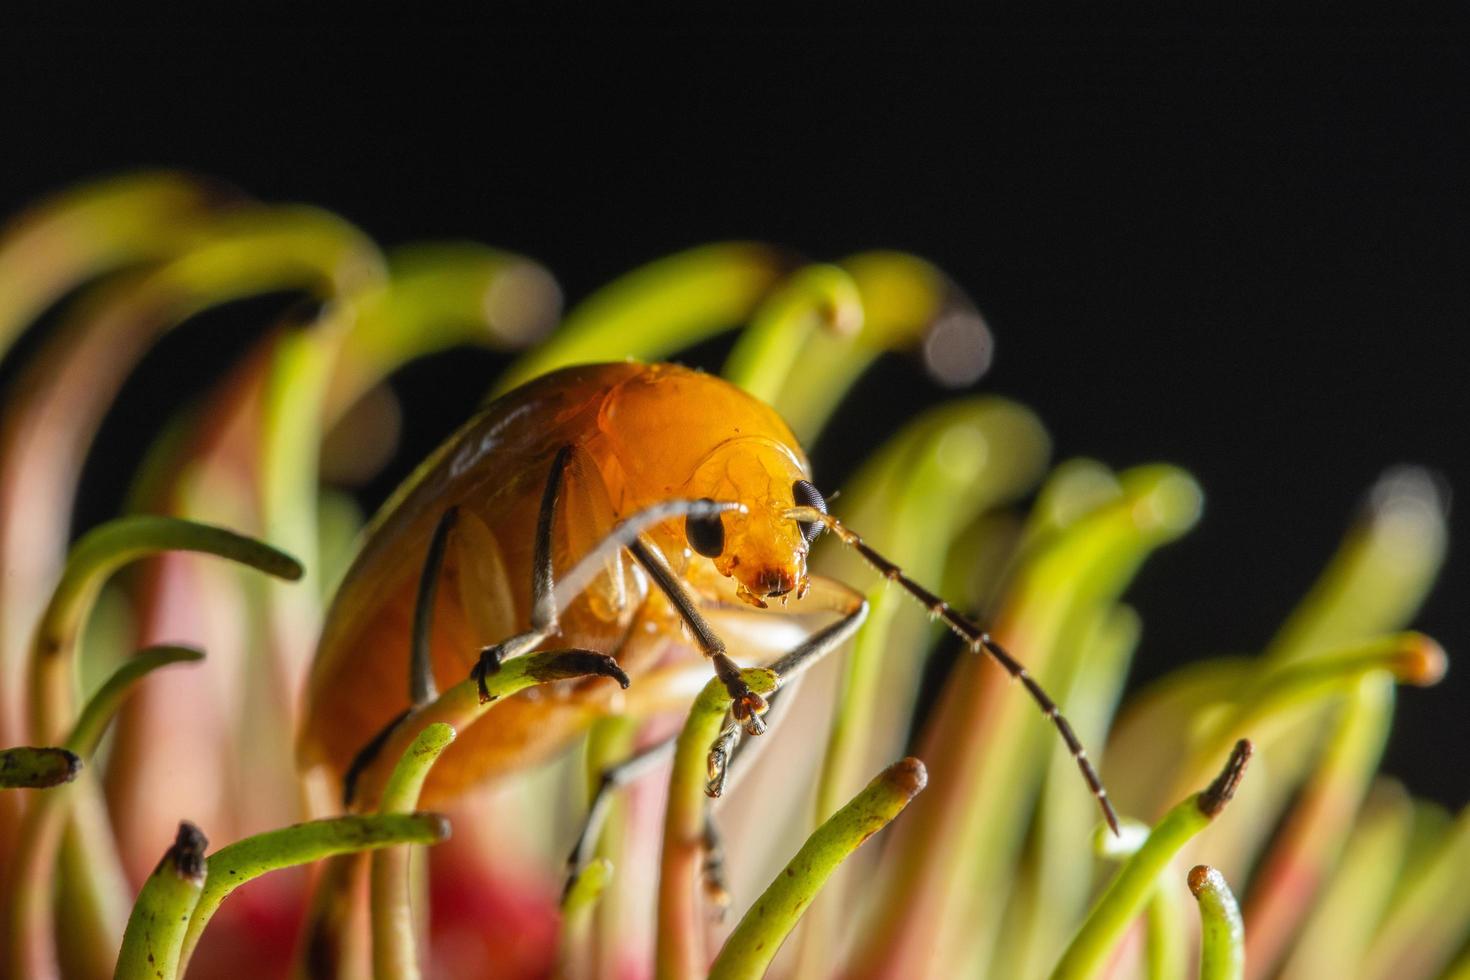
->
299;361;1118;877
0;174;1464;980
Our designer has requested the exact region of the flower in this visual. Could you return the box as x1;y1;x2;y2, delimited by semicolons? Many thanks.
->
0;174;1464;979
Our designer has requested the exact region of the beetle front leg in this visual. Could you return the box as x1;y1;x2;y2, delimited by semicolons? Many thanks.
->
703;575;868;796
627;538;770;734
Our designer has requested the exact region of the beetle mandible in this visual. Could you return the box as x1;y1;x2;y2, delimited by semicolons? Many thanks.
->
298;361;1118;840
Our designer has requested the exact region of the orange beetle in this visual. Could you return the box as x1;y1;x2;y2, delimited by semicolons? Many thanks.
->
298;361;1116;834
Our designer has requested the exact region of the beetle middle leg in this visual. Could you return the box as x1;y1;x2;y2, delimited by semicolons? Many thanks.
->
343;503;465;806
561;575;866;897
562;734;676;897
470;444;576;700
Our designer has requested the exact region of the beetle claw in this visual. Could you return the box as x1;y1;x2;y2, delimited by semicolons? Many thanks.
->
705;723;739;798
732;691;768;736
473;644;506;703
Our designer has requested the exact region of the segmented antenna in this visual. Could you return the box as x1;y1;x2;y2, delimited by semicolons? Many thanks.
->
792;506;1121;835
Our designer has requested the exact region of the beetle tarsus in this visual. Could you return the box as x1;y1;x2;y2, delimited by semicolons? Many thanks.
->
701;818;732;920
561;736;678;900
731;691;769;736
705;719;741;798
473;644;507;703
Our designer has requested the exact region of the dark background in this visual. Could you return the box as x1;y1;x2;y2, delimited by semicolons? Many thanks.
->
2;20;1465;805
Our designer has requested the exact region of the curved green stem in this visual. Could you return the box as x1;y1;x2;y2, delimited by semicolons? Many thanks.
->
769;250;976;442
176;813;449;974
1360;801;1470;980
328;242;562;418
1;203;376;743
1171;632;1444;813
494;242;789;395
113;822;208;980
861;465;1201;979
68;646;204;755
0;172;213;364
5;645;204;980
657;668;779;980
29;516;300;745
1265;466;1446;666
722;262;863;403
371;723;456;980
1050;740;1254;980
1146;862;1189;980
18;522;292;977
0;746;80;789
708;758;927;980
1188;865;1244;980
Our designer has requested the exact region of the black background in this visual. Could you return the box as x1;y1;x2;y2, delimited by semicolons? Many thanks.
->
2;18;1466;806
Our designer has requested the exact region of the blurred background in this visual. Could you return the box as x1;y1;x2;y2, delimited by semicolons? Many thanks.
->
2;18;1464;806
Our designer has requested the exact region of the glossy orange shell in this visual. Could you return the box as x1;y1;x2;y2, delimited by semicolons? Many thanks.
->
299;362;810;802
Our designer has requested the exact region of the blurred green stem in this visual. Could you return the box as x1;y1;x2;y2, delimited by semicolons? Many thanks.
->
0;746;80;789
799;398;1050;974
1279;782;1413;978
495;242;789;395
1146;875;1188;980
1169;632;1442;813
860;465;1202;979
0;172;213;364
1242;673;1394;976
1265;468;1446;667
559;858;614;978
1000;605;1139;980
328;242;561;418
29;516;301;744
769;251;959;443
722;263;863;404
1360;801;1470;979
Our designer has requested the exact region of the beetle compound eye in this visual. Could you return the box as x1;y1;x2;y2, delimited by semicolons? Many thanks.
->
792;479;827;545
686;499;726;557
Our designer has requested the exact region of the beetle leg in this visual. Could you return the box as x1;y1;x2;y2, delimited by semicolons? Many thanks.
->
472;628;552;703
344;503;462;806
469;445;574;701
562;735;676;898
561;738;734;921
409;506;459;706
340;706;413;808
627;538;771;735
528;444;574;633
701;816;732;919
702;575;869;796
